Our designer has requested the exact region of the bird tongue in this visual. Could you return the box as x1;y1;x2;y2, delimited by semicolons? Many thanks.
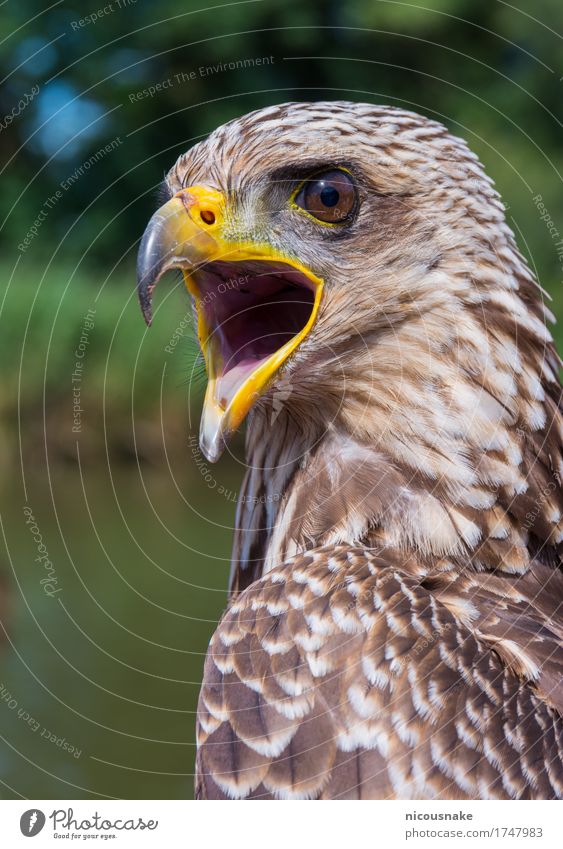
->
214;357;268;409
197;262;315;409
193;259;318;462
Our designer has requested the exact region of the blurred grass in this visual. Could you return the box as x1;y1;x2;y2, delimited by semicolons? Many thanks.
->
0;263;196;413
0;261;210;465
0;464;236;799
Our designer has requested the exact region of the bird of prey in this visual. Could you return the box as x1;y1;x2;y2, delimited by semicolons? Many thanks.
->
137;101;562;800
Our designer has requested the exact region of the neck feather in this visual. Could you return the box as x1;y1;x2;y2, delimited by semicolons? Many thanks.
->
230;281;561;594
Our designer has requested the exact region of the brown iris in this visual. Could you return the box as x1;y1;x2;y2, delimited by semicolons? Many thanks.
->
295;169;357;223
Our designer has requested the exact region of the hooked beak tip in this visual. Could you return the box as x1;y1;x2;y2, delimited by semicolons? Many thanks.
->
136;190;222;328
138;282;154;326
136;198;183;327
136;217;167;326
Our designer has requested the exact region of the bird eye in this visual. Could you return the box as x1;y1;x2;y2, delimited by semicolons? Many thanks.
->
294;169;357;223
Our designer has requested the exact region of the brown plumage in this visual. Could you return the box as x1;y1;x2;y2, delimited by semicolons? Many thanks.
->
137;101;562;799
197;547;562;799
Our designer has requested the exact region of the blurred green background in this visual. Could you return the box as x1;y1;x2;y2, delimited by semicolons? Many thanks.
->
0;0;562;799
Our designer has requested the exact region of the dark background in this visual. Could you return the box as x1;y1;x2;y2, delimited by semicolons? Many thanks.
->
0;0;562;799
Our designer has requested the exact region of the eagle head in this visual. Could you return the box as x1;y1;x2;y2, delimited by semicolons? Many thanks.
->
137;101;559;522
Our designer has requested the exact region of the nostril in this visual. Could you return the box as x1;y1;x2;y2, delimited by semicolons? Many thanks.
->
200;209;216;226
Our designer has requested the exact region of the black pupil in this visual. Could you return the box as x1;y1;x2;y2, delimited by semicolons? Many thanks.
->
319;184;339;207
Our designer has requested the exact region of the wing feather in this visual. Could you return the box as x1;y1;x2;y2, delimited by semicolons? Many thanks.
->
196;545;563;799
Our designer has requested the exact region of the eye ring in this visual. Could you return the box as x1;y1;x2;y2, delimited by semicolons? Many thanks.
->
293;168;357;224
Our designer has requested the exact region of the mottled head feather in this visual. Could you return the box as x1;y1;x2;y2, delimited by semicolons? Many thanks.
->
167;101;561;589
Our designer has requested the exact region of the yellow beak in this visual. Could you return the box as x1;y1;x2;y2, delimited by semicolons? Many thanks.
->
137;186;323;461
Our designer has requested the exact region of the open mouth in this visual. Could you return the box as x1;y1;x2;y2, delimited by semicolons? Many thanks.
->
190;260;319;411
135;187;324;460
